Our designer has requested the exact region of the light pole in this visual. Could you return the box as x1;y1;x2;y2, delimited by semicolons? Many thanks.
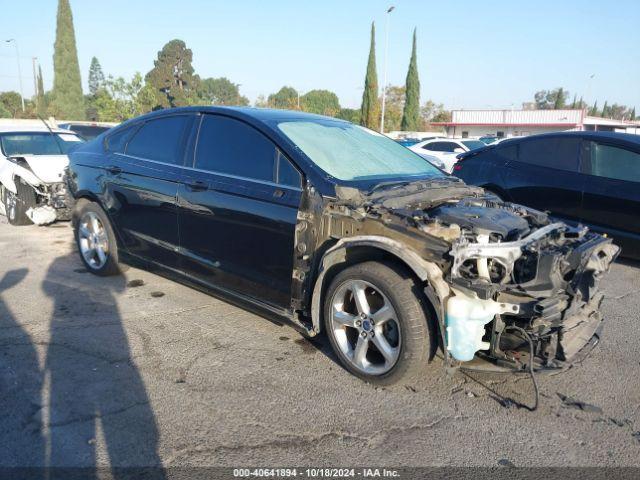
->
379;6;394;133
5;39;25;112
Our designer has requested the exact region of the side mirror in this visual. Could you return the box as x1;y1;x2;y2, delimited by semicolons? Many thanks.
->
453;147;465;153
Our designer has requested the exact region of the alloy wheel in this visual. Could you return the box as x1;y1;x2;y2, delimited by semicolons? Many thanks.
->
330;279;401;375
78;211;109;269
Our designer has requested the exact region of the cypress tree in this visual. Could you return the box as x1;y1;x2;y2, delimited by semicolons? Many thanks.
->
360;22;380;129
50;0;84;119
570;94;577;109
145;39;197;109
589;100;598;116
36;65;46;117
401;29;421;131
601;101;609;118
578;96;584;110
88;57;106;95
553;88;565;109
630;107;636;121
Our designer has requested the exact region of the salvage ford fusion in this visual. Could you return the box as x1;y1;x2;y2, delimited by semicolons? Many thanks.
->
66;107;619;385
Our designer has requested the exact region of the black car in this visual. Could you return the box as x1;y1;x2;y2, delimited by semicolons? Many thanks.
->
66;107;618;386
454;131;640;259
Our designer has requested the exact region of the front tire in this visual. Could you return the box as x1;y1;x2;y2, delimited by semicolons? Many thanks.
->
73;199;122;276
323;261;434;386
4;180;36;226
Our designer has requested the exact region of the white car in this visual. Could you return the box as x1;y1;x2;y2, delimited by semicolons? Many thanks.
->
0;125;84;226
409;138;487;173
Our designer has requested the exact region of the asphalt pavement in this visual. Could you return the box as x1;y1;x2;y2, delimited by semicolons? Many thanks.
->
0;216;639;470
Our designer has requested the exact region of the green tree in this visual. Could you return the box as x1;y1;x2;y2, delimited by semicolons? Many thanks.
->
336;108;360;123
300;89;340;116
0;103;10;118
0;92;24;118
401;29;421;131
420;99;450;127
534;88;568;109
197;77;248;105
50;0;84;119
88;57;106;95
553;87;566;109
267;86;298;109
36;65;46;117
145;39;198;109
381;85;405;132
570;94;577;109
589;100;598;116
360;22;380;129
630;107;636;120
601;101;609;118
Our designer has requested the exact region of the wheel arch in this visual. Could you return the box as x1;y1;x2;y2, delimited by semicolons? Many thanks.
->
309;235;450;336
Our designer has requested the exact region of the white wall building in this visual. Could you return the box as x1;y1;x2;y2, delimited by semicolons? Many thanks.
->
433;109;640;139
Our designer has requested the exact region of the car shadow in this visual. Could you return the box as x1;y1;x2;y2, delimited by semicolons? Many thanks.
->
0;268;46;469
42;253;165;478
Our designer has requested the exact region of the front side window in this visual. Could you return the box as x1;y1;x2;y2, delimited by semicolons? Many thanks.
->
276;150;302;187
0;132;83;156
277;120;443;182
518;137;580;172
589;142;640;182
195;115;276;182
126;116;190;164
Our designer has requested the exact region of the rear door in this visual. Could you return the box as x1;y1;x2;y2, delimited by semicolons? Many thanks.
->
106;114;195;270
177;114;302;308
502;136;584;223
580;139;640;257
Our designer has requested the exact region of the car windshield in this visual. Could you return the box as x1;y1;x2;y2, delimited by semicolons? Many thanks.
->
461;140;486;150
0;132;83;156
277;120;444;182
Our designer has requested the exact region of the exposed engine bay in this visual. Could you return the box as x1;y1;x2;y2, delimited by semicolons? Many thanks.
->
296;177;619;373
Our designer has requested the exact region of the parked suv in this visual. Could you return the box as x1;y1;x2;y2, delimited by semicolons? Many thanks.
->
66;108;618;385
454;131;640;259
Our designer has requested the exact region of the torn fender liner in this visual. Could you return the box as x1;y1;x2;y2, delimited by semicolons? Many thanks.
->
26;206;58;225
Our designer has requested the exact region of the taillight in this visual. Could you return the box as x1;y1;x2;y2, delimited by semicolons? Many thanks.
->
454;163;462;171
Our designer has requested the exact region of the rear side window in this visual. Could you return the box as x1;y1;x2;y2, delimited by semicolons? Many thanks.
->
518;137;580;172
195;115;276;182
126;116;190;164
589;142;640;182
106;124;138;153
494;143;518;162
425;141;458;153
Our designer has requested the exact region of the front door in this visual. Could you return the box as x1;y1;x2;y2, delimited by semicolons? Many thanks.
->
177;114;302;308
106;114;194;271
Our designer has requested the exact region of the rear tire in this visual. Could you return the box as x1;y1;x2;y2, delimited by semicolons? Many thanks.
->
73;199;122;276
4;179;35;226
323;261;434;386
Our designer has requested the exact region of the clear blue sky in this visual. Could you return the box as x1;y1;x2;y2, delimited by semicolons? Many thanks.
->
1;0;639;110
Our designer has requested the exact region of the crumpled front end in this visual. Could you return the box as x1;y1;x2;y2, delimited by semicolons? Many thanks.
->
430;197;619;371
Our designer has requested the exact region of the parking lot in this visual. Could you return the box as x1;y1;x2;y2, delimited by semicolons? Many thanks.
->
1;215;639;469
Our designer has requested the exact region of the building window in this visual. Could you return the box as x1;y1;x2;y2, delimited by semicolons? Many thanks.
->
461;131;469;138
496;131;505;138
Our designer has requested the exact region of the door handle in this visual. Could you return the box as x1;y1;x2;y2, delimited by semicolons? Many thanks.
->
273;188;285;198
185;180;208;191
106;165;122;175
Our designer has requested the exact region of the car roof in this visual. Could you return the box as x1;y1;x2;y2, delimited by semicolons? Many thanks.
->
116;106;344;125
496;130;640;144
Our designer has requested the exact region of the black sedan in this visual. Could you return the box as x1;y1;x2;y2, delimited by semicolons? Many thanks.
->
65;108;618;386
454;131;640;259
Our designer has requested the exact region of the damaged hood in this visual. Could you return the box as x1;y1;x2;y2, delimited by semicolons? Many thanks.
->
15;154;68;183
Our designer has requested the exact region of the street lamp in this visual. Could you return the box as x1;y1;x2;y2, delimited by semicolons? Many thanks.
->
379;5;395;133
5;39;25;112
